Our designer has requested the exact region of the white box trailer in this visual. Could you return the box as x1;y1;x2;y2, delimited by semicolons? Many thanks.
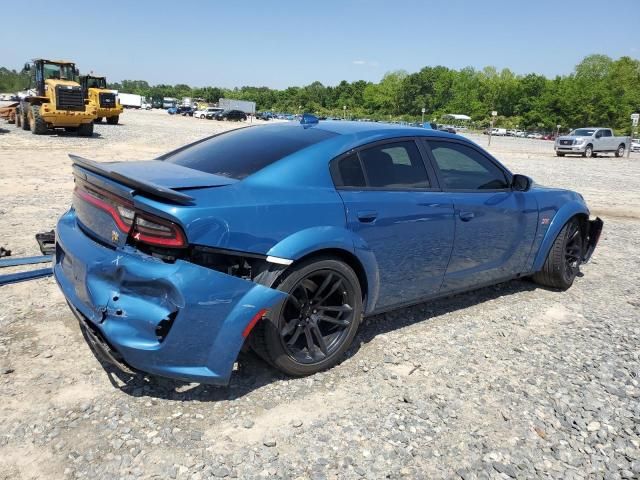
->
218;98;256;114
118;93;143;109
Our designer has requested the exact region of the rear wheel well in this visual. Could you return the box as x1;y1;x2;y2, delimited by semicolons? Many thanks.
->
276;249;369;304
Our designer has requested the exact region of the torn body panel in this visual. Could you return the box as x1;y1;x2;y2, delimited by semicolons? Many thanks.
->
54;209;287;384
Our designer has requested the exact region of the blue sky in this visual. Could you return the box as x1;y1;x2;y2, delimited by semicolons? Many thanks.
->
1;0;637;88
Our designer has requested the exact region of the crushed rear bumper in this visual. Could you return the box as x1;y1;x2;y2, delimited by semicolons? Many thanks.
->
54;209;287;385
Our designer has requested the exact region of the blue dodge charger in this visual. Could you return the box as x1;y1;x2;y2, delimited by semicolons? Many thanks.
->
54;118;602;384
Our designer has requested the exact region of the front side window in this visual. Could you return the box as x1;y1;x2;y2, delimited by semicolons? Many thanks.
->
427;141;509;190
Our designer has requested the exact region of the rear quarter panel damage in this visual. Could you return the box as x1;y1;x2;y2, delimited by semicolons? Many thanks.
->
55;210;287;384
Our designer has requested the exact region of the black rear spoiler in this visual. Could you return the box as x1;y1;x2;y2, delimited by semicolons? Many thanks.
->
69;154;195;205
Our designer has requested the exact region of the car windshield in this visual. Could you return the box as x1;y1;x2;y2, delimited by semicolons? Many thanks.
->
571;129;596;136
161;124;337;179
43;62;76;81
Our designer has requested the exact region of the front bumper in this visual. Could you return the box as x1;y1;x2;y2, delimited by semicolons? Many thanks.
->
583;217;603;263
41;108;96;126
54;210;287;385
555;144;585;153
96;106;123;118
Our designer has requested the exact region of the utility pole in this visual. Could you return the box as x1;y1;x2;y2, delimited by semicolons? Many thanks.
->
421;107;425;124
343;105;346;120
630;113;639;158
489;110;497;146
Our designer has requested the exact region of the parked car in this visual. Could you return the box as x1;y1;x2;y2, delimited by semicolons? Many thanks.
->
194;107;223;119
507;129;517;136
516;131;526;137
54;121;602;385
491;128;507;136
166;107;178;115
215;109;247;121
438;125;456;134
631;138;640;153
256;111;273;121
527;132;543;140
181;106;196;116
205;108;225;119
554;127;628;157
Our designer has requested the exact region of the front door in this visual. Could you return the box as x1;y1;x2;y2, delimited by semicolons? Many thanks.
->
333;140;455;310
424;139;538;292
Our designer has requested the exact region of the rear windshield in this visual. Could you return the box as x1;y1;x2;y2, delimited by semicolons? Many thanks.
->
161;125;336;179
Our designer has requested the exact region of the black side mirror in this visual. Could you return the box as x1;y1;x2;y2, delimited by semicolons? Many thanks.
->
511;174;532;192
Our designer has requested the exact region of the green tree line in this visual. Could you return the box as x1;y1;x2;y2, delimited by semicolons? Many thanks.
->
2;55;638;132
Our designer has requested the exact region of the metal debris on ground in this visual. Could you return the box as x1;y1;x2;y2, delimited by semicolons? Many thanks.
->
35;230;56;255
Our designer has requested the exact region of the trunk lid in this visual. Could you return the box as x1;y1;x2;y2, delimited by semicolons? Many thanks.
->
70;155;235;248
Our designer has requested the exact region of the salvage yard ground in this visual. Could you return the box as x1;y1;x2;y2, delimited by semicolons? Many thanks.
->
1;109;639;479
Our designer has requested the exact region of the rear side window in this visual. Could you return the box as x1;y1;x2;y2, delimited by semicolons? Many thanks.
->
427;141;508;190
338;154;366;187
161;125;336;179
336;141;431;189
360;141;430;188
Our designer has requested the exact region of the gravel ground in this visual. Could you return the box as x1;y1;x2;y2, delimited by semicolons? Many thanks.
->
1;110;639;480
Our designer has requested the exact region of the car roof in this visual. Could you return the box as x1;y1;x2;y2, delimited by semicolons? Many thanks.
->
259;120;459;141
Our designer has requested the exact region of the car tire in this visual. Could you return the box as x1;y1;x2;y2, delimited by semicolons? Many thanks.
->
556;152;565;157
583;145;593;158
106;115;119;125
251;256;363;377
15;107;21;128
532;217;584;290
615;144;625;157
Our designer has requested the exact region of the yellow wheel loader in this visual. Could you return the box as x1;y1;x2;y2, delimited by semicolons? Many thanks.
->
17;59;96;136
80;75;123;124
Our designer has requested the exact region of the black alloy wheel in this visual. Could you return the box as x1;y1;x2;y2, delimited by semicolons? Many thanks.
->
280;269;356;364
563;220;583;281
532;217;584;290
251;257;363;376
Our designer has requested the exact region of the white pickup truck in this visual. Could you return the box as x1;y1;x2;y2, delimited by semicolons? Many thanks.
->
555;127;627;158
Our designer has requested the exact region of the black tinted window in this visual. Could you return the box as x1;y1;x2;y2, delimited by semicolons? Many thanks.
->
359;141;430;188
338;154;366;187
161;125;336;179
428;141;508;190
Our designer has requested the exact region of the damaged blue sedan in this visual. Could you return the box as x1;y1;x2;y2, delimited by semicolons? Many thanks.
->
54;117;602;385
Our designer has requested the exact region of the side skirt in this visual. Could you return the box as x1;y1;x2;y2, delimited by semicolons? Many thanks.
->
364;273;530;317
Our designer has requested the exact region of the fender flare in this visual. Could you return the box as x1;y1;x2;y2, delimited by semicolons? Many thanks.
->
266;226;380;312
532;201;589;272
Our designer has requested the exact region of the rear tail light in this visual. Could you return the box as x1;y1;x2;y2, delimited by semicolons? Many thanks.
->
131;212;186;248
74;181;187;249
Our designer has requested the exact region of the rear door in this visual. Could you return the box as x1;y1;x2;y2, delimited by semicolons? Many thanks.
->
422;138;538;292
333;139;455;310
601;129;615;150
